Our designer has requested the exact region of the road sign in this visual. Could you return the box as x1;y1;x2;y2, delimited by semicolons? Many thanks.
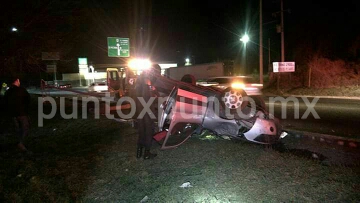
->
273;62;295;72
107;37;130;57
78;58;88;74
42;52;60;60
46;65;56;73
78;58;88;65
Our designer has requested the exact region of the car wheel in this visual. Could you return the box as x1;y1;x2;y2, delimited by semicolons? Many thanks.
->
180;74;196;85
221;87;248;110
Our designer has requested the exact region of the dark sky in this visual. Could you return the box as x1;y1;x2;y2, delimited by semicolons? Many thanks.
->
3;0;360;67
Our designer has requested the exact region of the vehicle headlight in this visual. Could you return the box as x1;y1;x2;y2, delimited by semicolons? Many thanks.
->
128;58;152;71
231;82;245;89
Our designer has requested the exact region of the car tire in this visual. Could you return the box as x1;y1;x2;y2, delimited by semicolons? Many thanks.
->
217;87;250;120
221;87;248;110
180;74;196;85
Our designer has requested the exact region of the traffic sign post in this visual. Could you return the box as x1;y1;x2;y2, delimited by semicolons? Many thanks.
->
273;62;295;72
273;62;295;91
107;37;130;57
46;65;57;85
42;52;59;86
78;57;88;86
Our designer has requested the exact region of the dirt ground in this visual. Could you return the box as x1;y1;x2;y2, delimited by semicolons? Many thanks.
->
0;95;359;202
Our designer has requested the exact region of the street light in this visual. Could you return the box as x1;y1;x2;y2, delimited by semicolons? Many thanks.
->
11;27;18;32
185;58;191;66
240;34;249;44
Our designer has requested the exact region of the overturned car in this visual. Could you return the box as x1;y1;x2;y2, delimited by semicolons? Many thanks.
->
154;78;286;150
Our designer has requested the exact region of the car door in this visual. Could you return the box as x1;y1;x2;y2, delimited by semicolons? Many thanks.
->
157;87;208;149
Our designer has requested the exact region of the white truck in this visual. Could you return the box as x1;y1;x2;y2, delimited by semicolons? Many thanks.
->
164;62;224;81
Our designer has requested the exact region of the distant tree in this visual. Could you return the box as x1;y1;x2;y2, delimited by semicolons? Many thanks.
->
223;59;235;76
2;1;93;77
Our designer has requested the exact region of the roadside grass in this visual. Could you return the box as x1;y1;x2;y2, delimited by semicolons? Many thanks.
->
0;95;359;202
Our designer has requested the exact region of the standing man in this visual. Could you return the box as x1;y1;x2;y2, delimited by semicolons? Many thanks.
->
4;77;31;152
134;65;161;160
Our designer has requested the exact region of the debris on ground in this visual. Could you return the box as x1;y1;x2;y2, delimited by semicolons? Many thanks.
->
179;182;193;188
140;195;149;202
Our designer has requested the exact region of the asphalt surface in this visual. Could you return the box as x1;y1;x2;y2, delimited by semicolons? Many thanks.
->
263;95;360;139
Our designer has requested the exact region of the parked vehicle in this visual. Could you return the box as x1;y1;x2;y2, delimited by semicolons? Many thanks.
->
88;82;108;92
58;83;72;89
164;62;225;81
198;76;263;96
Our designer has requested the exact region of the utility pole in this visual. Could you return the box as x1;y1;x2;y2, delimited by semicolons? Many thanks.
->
268;38;271;74
277;0;285;91
259;0;263;84
281;0;285;62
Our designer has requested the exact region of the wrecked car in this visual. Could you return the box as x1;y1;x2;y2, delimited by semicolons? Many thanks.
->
154;77;286;150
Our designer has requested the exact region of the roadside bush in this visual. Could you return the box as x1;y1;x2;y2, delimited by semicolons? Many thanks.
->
272;56;360;89
308;57;360;88
309;57;344;87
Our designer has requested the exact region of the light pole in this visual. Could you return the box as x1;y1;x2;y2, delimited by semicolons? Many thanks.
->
259;0;263;84
240;34;249;74
268;38;271;74
281;0;285;62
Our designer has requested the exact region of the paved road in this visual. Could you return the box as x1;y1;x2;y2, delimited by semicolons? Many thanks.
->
264;96;360;139
27;87;117;101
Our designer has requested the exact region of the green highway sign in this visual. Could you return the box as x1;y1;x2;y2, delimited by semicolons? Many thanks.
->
78;58;88;65
107;37;130;57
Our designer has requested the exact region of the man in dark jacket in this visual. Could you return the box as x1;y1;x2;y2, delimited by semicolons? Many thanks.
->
134;65;162;160
4;77;31;152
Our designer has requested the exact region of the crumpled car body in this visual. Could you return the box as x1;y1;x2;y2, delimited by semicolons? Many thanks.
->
156;86;284;150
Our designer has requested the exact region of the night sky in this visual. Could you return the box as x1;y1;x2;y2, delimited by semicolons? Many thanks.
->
2;0;360;72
